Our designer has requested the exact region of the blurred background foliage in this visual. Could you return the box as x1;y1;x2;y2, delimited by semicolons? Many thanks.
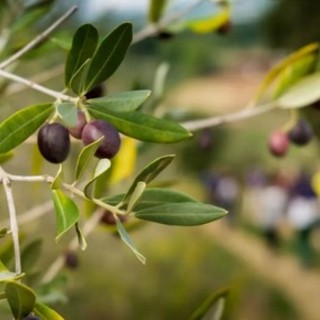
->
1;0;320;319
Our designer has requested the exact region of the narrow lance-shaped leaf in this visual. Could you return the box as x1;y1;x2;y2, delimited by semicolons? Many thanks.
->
0;260;24;282
86;90;151;113
135;202;227;226
74;136;103;182
34;301;64;320
148;0;168;23
250;43;319;105
84;159;111;198
277;72;320;109
116;219;146;264
5;281;36;320
189;288;229;320
106;188;199;211
75;223;87;251
65;24;99;86
52;190;80;242
0;103;53;154
70;58;91;95
87;107;192;143
51;164;63;190
122;155;175;205
84;23;133;92
127;181;146;212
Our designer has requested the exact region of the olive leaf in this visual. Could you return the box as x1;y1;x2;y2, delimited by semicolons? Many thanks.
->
87;107;192;143
65;24;99;87
5;281;36;320
84;23;133;92
34;301;64;320
86;90;151;112
0;103;54;154
52;190;80;242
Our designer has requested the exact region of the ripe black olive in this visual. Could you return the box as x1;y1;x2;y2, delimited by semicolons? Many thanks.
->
68;111;86;139
37;123;70;163
64;251;79;269
81;120;121;159
85;85;104;99
100;210;127;225
288;119;313;146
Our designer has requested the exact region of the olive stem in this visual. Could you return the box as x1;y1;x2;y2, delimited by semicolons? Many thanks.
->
0;166;21;275
0;6;78;69
181;101;278;131
0;68;77;103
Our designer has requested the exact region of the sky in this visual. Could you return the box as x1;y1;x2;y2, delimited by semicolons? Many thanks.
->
83;0;273;23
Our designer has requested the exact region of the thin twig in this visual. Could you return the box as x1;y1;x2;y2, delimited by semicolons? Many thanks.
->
0;6;78;69
181;101;277;131
0;68;76;102
0;167;21;274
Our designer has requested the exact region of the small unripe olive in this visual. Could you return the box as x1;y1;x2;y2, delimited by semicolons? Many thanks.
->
268;130;289;157
288;119;313;146
85;85;104;99
100;210;127;225
68;111;86;139
37;123;70;163
64;251;79;269
81;120;121;159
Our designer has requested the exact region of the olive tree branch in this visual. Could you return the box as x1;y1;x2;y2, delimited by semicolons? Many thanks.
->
0;68;77;103
0;166;21;274
0;5;78;69
181;101;278;131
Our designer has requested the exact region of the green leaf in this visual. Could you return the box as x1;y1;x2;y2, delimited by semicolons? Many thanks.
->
75;223;87;251
84;159;111;198
52;190;80;242
21;239;42;272
251;43;319;105
135;202;227;226
86;90;151;112
74;136;103;182
70;58;91;95
0;103;53;154
87;107;192;143
127;181;146;212
0;260;24;282
122;155;175;205
34;301;64;320
277;72;320;109
5;281;36;320
84;23;133;92
148;0;168;23
273;54;317;99
65;24;99;87
116;219;146;264
56;102;78;127
189;288;229;320
51;164;63;190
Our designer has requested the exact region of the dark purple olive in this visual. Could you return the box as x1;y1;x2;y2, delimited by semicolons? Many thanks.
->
100;210;127;225
268;130;289;157
23;315;40;320
288;119;313;146
37;123;70;163
157;31;174;40
64;251;79;269
85;85;104;99
81;120;121;159
68;111;86;139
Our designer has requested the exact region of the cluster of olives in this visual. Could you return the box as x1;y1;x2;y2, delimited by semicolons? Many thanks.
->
268;119;313;157
37;112;121;164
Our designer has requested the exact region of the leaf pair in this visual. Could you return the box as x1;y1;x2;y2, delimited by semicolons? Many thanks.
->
65;23;133;95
